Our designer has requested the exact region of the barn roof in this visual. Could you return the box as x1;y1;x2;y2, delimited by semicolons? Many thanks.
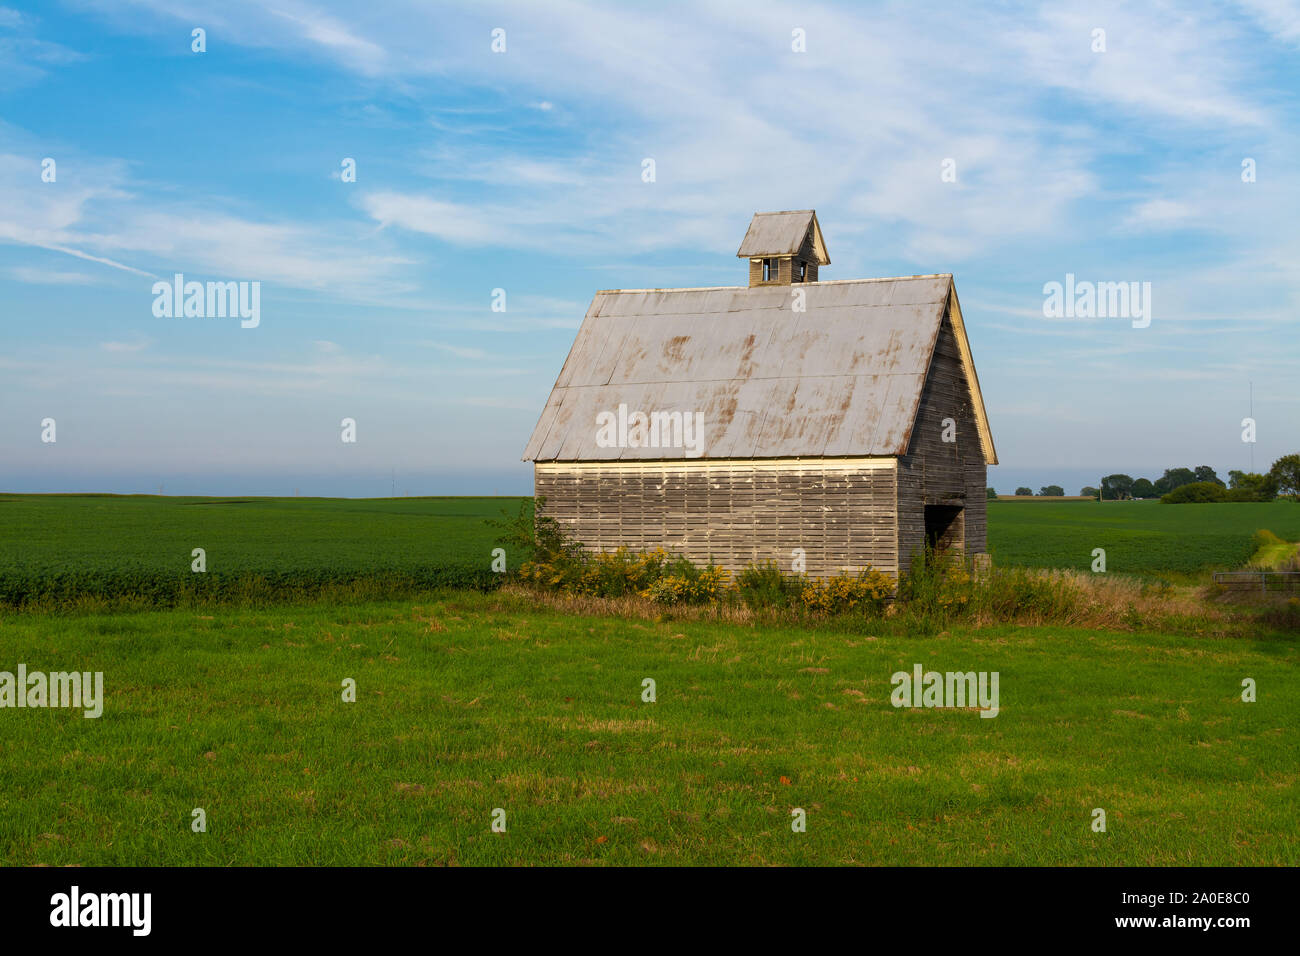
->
522;274;997;464
736;210;829;263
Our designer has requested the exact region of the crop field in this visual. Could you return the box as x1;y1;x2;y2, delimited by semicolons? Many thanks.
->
0;494;524;607
1;591;1295;867
988;500;1300;579
1;496;1295;609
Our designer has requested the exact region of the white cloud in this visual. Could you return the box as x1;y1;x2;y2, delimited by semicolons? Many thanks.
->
270;5;389;75
1238;0;1300;44
8;265;100;284
459;396;538;410
100;337;153;353
1124;199;1195;228
1007;4;1270;126
0;152;414;296
425;341;489;360
8;0;1299;478
55;1;1298;273
361;193;510;245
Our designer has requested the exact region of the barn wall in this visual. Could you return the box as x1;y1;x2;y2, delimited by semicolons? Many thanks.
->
796;232;819;282
748;257;791;286
534;458;898;577
747;256;817;286
895;308;989;575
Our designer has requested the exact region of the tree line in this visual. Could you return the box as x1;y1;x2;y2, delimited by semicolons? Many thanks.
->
987;453;1300;502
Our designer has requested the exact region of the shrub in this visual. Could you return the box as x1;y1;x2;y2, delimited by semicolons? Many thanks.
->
489;496;583;564
897;549;972;622
1160;481;1228;504
643;562;731;605
577;547;671;597
1227;471;1278;501
510;527;1113;630
894;550;1090;630
1262;597;1300;631
969;567;1081;622
514;525;899;615
735;562;800;609
798;568;894;615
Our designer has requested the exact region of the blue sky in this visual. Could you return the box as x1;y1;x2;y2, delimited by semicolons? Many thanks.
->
1;0;1297;497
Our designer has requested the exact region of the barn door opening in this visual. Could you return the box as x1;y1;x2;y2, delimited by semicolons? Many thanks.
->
924;504;964;555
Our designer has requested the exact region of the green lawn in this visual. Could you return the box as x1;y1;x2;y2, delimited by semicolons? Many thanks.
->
1;591;1294;866
988;499;1300;579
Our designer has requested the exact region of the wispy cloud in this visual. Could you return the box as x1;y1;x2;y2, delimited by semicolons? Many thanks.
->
8;265;101;284
0;152;414;295
2;0;1296;487
424;341;489;360
269;5;389;75
100;337;153;353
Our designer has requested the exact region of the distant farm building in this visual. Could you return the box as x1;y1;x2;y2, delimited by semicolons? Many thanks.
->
521;210;997;578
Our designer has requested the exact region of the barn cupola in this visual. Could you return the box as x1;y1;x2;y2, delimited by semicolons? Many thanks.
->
736;209;830;287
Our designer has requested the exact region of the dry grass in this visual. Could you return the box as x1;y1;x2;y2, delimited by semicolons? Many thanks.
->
493;569;1280;637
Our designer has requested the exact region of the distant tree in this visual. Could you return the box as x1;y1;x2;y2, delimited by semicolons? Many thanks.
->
1101;474;1134;500
1227;470;1278;501
1080;486;1100;500
1270;454;1300;497
1015;487;1033;496
1193;465;1225;487
1161;481;1228;504
1131;478;1155;499
1154;467;1196;495
1039;485;1064;497
986;487;998;500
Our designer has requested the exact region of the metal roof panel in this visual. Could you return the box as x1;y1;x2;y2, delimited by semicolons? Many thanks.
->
523;275;969;461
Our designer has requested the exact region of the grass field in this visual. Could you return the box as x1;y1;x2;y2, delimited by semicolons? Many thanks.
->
1;590;1294;866
988;499;1300;579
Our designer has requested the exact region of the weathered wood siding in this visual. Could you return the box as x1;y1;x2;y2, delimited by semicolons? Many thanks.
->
748;256;791;286
535;458;898;577
748;255;817;286
895;308;988;574
796;232;819;282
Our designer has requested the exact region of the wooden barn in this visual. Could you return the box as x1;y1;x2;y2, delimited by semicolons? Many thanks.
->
521;210;997;578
